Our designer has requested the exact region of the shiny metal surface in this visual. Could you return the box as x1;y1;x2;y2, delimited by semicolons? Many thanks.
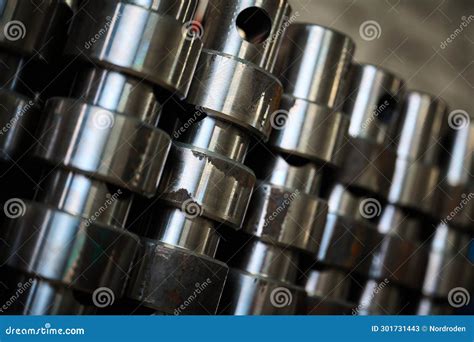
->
158;142;256;228
202;0;291;72
277;23;355;108
219;269;301;315
35;98;171;197
178;116;251;164
36;169;133;229
149;207;220;258
242;183;328;253
186;50;282;140
395;92;448;165
70;67;161;126
247;153;323;196
0;0;71;59
0;201;140;295
344;64;404;146
126;239;228;315
66;0;202;98
268;96;349;167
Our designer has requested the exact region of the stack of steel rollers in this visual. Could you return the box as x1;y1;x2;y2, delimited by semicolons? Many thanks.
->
217;23;354;314
0;0;471;316
417;110;474;315
123;0;291;315
0;0;77;314
0;0;202;314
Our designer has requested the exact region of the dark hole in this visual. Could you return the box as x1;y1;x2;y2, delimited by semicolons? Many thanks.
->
236;7;272;44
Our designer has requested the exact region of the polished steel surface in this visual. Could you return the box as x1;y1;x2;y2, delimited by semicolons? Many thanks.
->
277;23;355;108
0;0;472;317
35;98;171;197
66;0;202;98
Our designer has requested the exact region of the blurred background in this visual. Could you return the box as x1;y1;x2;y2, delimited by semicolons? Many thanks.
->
288;0;473;118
